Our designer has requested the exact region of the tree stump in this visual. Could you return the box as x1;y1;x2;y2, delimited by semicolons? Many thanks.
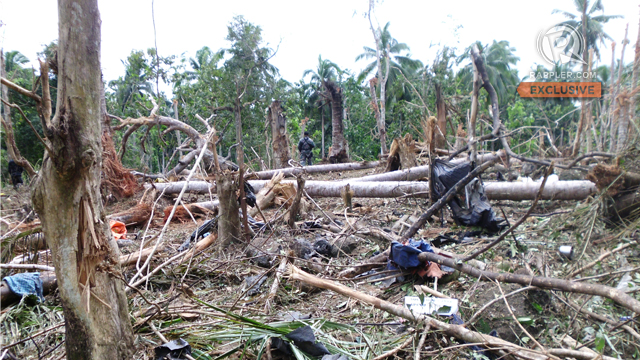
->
385;133;417;172
217;171;241;248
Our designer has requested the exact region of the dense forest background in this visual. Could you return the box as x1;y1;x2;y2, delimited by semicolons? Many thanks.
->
1;0;635;180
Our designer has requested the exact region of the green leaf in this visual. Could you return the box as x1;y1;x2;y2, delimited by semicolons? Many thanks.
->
595;331;606;353
517;317;534;325
531;302;543;313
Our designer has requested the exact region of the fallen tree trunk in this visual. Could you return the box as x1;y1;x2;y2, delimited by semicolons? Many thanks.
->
251;161;380;180
108;203;152;226
287;264;609;360
1;271;57;307
352;151;506;182
148;179;597;201
419;251;640;314
148;181;216;194
482;180;596;201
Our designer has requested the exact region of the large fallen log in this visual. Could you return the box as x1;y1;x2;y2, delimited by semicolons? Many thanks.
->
352;150;506;182
250;161;380;180
287;264;612;360
252;180;431;198
147;179;597;201
481;180;596;201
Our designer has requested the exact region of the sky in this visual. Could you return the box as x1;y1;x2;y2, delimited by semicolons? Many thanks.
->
1;0;638;92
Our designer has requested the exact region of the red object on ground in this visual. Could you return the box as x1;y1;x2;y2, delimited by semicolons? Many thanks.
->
109;220;127;240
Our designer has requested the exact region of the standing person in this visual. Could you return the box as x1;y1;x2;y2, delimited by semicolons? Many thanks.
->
7;160;24;190
298;131;315;166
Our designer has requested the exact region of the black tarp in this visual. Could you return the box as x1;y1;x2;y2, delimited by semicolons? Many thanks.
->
431;159;506;233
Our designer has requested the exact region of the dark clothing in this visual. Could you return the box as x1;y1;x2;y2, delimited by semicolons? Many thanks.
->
8;160;23;188
298;136;315;166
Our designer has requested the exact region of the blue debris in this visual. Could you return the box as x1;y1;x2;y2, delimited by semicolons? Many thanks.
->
2;272;45;302
390;239;434;269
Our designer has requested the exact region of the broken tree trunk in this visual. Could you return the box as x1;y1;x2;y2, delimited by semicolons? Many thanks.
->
248;172;284;217
434;83;447;149
252;161;380;180
267;100;292;169
385;134;417;172
217;171;241;248
30;1;134;358
287;177;305;228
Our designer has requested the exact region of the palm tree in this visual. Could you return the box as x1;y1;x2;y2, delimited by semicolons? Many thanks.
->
3;51;29;75
355;22;422;85
303;55;342;159
356;22;422;154
457;40;520;106
552;0;622;61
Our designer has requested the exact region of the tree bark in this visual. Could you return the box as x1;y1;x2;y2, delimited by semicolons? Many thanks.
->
267;100;291;169
325;80;349;163
30;1;134;358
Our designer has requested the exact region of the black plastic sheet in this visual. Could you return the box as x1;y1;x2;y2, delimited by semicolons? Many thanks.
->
154;338;192;360
431;159;506;233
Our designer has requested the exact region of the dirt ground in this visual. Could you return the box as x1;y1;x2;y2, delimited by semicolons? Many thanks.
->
1;160;639;360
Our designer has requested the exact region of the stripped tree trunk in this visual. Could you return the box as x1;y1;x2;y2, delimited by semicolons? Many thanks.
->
435;83;447;149
268;100;291;169
31;1;134;358
325;80;349;163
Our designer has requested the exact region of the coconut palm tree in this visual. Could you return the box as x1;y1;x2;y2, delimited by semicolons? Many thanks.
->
355;22;422;85
552;0;622;61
